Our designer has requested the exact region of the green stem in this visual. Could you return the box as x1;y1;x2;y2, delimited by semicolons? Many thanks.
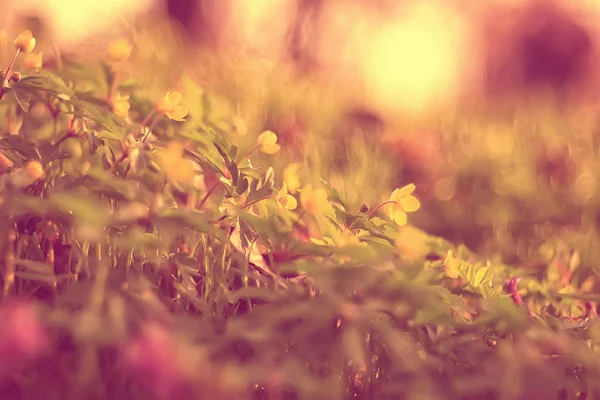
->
140;110;155;130
243;145;259;160
0;49;21;99
242;195;276;210
107;68;119;102
141;113;165;143
366;200;396;219
198;180;222;210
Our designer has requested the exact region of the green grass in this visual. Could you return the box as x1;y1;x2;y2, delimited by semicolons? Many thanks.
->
0;30;600;400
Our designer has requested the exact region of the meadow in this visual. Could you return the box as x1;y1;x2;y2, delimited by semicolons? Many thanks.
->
1;17;600;400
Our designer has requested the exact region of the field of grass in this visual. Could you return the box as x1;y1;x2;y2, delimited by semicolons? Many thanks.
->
1;28;600;400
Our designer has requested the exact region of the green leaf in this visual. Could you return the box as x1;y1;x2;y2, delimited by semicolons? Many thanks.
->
14;70;74;96
472;266;491;288
16;259;54;274
230;145;239;161
236;176;249;195
50;192;111;227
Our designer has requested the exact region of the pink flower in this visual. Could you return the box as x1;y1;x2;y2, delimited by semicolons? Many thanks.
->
0;302;48;378
122;322;188;399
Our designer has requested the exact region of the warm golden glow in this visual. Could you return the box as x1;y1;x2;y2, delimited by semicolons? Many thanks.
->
362;1;473;115
227;0;292;60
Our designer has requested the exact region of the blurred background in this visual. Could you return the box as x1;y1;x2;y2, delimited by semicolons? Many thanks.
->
3;0;600;272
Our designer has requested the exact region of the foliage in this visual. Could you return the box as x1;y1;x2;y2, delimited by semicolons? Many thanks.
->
0;30;599;400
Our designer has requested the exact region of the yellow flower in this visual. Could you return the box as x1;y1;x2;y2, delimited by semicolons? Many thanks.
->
395;226;429;261
23;52;43;70
156;141;195;185
336;230;362;247
155;91;188;121
108;39;133;62
25;161;44;180
300;185;330;216
257;131;281;154
276;183;297;210
283;162;301;193
443;250;461;279
388;183;421;226
231;115;247;136
14;30;36;53
112;95;131;118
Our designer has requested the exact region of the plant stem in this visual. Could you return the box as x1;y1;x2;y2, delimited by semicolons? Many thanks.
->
106;68;119;102
366;200;396;219
198;181;222;210
3;229;16;296
242;195;276;210
139;110;155;130
109;154;127;175
0;49;20;100
141;113;165;143
243;145;259;160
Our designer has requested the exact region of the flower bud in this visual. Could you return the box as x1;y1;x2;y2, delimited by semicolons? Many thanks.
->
27;161;44;178
257;130;281;154
112;95;131;118
13;30;36;53
108;39;133;62
9;71;21;83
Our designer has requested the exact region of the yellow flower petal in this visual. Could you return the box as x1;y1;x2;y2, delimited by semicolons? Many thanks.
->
283;195;297;210
396;226;429;261
167;105;188;122
399;195;420;212
300;185;330;215
156;142;195;184
112;95;131;118
108;39;133;62
14;30;36;53
391;210;407;226
167;91;182;106
283;163;301;193
442;250;462;279
398;183;416;197
446;266;461;279
156;91;183;115
262;143;281;154
258;131;277;146
257;131;280;154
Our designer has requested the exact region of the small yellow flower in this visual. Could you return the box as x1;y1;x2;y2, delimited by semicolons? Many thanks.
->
22;52;43;70
108;39;133;62
14;30;36;53
156;141;195;185
283;162;301;193
396;226;429;261
299;185;330;216
336;230;362;247
388;183;420;226
25;161;44;180
231;115;247;136
112;95;131;118
257;131;281;154
443;250;461;279
276;183;297;210
156;91;188;121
